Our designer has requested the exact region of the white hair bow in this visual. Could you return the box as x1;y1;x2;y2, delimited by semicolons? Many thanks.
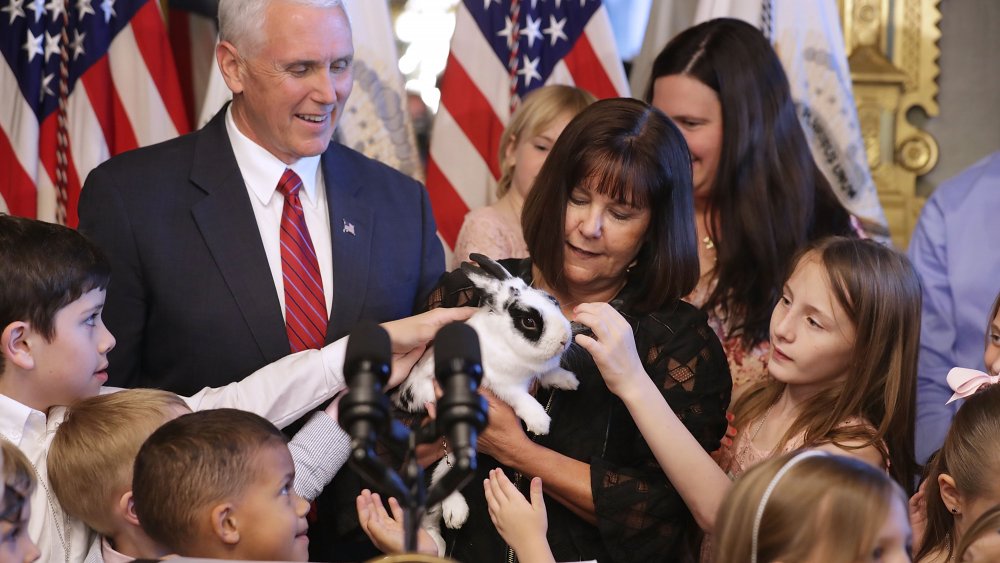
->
946;367;1000;404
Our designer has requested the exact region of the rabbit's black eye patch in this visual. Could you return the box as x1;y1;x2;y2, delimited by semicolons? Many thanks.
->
508;304;543;342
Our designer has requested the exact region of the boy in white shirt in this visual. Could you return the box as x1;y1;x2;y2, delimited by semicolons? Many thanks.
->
0;214;470;562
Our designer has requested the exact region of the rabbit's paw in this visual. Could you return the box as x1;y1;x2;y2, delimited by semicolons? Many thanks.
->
541;368;579;391
521;409;551;435
442;493;470;529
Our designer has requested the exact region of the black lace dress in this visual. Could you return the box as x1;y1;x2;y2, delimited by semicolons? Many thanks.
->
430;259;732;563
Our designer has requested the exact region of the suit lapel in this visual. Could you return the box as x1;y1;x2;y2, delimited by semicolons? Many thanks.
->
189;110;290;360
322;144;374;340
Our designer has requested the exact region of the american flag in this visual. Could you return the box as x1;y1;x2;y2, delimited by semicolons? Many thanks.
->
1;0;188;226
427;0;629;250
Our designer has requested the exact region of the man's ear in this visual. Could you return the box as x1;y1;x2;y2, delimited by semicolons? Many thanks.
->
1;322;35;370
938;473;964;515
210;503;240;545
120;490;141;528
216;41;246;95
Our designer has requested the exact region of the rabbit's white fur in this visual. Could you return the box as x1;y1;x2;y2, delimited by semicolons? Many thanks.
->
393;256;578;529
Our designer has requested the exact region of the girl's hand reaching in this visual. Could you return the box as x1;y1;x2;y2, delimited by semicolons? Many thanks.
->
356;489;440;556
484;469;555;563
572;302;647;399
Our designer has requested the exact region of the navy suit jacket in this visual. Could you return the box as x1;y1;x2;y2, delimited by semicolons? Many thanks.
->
79;108;445;395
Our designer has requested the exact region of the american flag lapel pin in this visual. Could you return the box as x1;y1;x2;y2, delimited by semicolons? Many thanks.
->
342;219;356;236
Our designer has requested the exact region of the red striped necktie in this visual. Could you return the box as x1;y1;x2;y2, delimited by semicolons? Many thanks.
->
277;168;328;352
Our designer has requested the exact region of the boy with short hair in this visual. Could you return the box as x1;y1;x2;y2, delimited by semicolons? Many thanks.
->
132;409;310;561
0;214;470;562
49;389;342;562
48;390;189;562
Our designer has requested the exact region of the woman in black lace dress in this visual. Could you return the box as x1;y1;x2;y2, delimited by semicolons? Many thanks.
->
426;98;732;563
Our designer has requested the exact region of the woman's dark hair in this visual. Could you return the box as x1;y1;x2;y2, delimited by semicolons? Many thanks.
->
646;18;853;345
521;98;698;313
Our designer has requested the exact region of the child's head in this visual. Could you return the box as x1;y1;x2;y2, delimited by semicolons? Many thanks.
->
918;384;1000;561
956;505;1000;562
715;450;910;563
48;389;190;538
983;290;1000;376
0;215;114;412
496;85;596;199
132;408;309;561
0;441;40;563
737;237;919;490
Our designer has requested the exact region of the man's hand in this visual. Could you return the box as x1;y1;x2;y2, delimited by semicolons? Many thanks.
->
382;307;476;389
382;307;477;354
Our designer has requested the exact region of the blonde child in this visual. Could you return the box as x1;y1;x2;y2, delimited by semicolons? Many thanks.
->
954;505;1000;562
913;290;1000;562
47;390;198;562
450;85;595;268
713;450;910;562
0;442;40;563
481;452;912;563
131;409;310;561
573;236;919;534
0;214;470;562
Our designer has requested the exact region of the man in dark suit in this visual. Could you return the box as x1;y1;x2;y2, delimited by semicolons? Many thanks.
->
78;0;444;395
79;3;445;558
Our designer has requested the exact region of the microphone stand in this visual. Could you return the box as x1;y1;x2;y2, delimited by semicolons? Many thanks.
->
339;322;487;555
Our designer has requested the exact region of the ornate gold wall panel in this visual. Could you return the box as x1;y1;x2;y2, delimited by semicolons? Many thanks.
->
839;0;941;249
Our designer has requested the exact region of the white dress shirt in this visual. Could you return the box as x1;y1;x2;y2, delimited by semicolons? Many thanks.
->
225;107;335;320
1;339;347;563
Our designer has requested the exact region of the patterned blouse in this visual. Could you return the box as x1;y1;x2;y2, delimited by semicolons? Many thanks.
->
431;258;733;563
686;276;770;402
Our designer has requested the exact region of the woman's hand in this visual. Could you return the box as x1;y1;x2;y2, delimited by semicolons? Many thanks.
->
356;489;440;556
477;389;531;466
484;469;555;563
572;302;647;399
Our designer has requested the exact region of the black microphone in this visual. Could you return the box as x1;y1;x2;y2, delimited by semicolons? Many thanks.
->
338;321;392;446
426;322;488;506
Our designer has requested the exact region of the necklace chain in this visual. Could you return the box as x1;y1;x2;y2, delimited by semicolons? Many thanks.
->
741;391;783;460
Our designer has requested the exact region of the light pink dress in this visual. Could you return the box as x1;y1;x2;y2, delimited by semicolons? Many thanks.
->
450;206;528;269
701;416;884;562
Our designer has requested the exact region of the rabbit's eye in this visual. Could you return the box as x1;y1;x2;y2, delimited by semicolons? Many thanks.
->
519;317;537;330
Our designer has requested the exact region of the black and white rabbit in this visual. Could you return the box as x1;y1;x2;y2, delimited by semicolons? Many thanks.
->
393;253;578;528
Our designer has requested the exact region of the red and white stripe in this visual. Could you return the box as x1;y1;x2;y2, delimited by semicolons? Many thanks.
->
426;2;629;250
0;0;188;226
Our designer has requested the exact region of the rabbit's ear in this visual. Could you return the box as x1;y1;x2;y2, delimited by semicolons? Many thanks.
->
460;261;503;309
469;253;512;280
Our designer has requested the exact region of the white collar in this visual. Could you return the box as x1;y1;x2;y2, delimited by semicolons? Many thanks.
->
0;393;44;446
225;105;322;207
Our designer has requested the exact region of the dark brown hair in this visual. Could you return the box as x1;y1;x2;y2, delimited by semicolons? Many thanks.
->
521;98;698;313
132;408;287;554
647;18;853;346
0;214;111;372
